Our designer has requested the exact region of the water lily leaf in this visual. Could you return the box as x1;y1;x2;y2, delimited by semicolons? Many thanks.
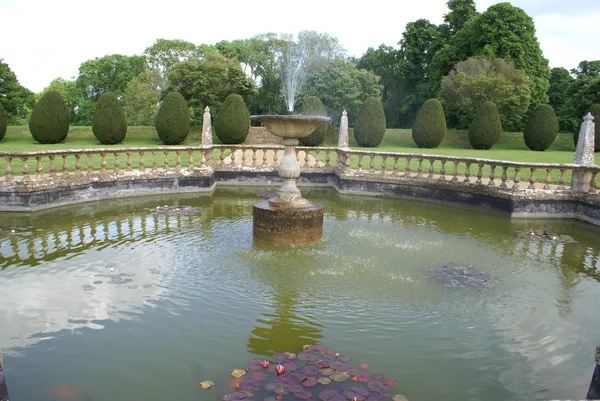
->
231;369;247;378
329;360;350;370
320;367;334;376
379;387;393;398
317;377;331;385
343;386;370;400
315;359;331;368
248;359;265;370
299;365;320;376
200;381;214;389
273;352;289;361
239;380;261;392
371;374;385;382
383;377;397;386
222;391;252;400
354;373;371;382
360;363;370;370
318;388;345;401
286;383;304;393
264;382;277;392
329;372;350;382
367;381;385;392
392;395;409;401
294;389;313;400
251;372;268;381
297;351;318;361
300;376;318;387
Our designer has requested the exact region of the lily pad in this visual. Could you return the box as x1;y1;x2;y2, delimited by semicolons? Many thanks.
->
238;380;260;392
343;386;370;400
200;381;214;389
297;351;318;361
82;284;95;291
93;281;103;285
299;365;320;376
383;377;397;386
231;369;247;378
371;374;385;382
360;363;370;370
294;389;313;400
318;388;345;401
392;395;409;401
318;377;331;385
320;368;334;376
222;391;252;400
300;376;318;387
143;284;153;288
247;359;266;371
354;373;371;382
128;285;138;289
251;372;268;381
330;372;350;382
330;360;350;370
367;381;385;392
273;352;290;361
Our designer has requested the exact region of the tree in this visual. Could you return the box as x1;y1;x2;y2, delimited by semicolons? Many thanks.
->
155;91;190;145
441;58;531;131
214;94;250;144
0;103;7;141
443;0;478;35
123;70;161;126
523;104;558;151
29;90;70;144
0;60;35;125
144;38;202;91
412;99;446;148
42;78;81;123
354;97;386;147
301;59;382;126
92;92;127;145
469;101;502;150
297;96;329;146
76;54;146;100
548;67;576;132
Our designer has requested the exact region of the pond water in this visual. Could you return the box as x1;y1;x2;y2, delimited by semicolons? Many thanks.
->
1;188;599;401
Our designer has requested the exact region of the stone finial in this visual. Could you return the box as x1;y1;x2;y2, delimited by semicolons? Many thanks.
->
338;109;349;148
202;106;212;146
596;345;600;365
574;112;595;166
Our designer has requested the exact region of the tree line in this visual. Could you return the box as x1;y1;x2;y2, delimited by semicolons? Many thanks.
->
0;0;599;134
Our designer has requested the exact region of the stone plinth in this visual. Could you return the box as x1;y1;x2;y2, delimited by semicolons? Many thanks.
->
253;200;323;244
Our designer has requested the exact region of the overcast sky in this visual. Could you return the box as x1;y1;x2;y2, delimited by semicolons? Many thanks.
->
1;0;599;93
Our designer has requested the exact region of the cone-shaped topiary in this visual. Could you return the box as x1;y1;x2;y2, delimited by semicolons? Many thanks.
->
354;97;386;147
298;96;329;146
29;90;70;144
155;91;190;145
523;104;558;151
412;99;446;148
0;103;6;142
92;92;128;145
214;94;250;144
469;101;502;150
574;104;600;151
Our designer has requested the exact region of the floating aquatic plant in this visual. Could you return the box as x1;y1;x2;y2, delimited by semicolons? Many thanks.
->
515;230;576;244
146;205;200;215
220;345;408;401
428;262;496;289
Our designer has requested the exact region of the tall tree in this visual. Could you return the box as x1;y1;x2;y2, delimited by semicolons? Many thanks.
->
443;0;478;35
548;67;576;132
123;70;161;126
42;78;81;123
0;60;35;125
76;54;146;100
143;39;202;92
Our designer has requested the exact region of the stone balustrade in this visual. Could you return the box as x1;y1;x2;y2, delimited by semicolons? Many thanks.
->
0;145;598;195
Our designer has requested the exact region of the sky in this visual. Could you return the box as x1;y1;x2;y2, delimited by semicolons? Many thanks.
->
1;0;600;93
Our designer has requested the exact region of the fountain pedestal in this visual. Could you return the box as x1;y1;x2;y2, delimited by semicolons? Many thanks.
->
250;115;329;244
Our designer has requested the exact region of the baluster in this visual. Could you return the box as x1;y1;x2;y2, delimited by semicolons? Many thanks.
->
175;151;182;169
113;152;120;172
86;154;93;175
75;154;82;174
252;149;258;167
325;150;331;166
219;148;226;164
558;168;566;190
100;153;107;172
151;151;157;171
315;150;322;168
417;158;424;178
188;151;194;172
200;149;207;168
488;165;496;187
464;162;471;183
476;163;484;184
49;155;56;176
6;157;13;181
513;167;521;190
126;152;133;171
358;154;364;171
139;152;145;172
428;158;434;179
405;157;412;177
21;157;30;177
163;151;169;169
528;168;537;189
274;149;281;165
369;155;375;172
589;171;597;194
36;156;43;177
304;150;310;167
393;156;399;175
344;151;350;168
439;160;446;181
499;165;508;189
62;155;68;172
451;160;459;182
544;168;552;190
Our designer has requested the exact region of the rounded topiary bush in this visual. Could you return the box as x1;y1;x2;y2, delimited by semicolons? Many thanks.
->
412;99;446;148
29;90;70;144
523;104;558;151
92;92;127;145
574;103;600;151
155;91;190;145
214;94;250;144
469;101;502;150
354;97;386;147
298;96;329;146
0;103;6;142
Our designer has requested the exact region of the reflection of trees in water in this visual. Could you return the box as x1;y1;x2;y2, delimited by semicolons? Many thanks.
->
247;290;323;358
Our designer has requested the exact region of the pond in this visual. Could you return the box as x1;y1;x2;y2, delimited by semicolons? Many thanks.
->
0;188;599;401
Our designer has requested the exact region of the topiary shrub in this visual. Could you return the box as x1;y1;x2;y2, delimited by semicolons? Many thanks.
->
574;103;600;151
298;96;329;146
155;91;190;145
412;99;446;148
354;97;386;147
523;104;558;151
92;92;128;145
0;103;6;142
469;101;502;150
214;94;250;144
29;90;70;144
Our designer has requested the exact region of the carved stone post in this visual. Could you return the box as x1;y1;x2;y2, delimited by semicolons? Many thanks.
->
337;109;349;148
0;352;8;401
572;113;596;192
202;106;213;146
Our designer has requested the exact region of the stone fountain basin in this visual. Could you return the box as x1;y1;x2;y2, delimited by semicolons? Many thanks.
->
250;115;330;138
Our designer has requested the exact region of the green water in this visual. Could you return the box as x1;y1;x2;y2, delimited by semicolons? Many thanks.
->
1;188;599;401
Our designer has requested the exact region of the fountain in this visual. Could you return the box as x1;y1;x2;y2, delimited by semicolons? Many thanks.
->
251;36;331;244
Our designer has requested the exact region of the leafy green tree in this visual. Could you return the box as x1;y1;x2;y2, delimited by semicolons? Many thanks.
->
76;54;146;100
297;96;329;146
443;0;478;35
155;91;190;145
144;39;202;92
565;61;600;134
42;77;81;123
214;94;250;144
412;99;446;148
354;97;386;147
0;103;7;141
523;104;559;151
441;58;531;131
548;67;575;132
29;90;70;144
0;60;35;125
571;60;600;78
92;92;127;145
469;101;502;150
302;59;382;125
123;70;161;126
